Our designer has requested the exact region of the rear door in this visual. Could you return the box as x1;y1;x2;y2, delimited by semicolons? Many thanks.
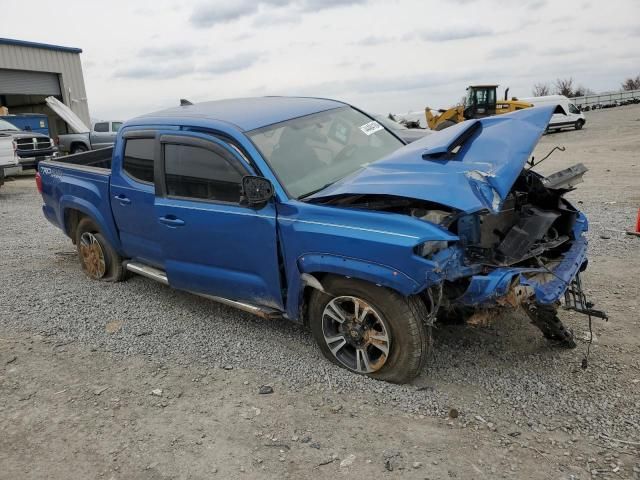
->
110;131;164;267
154;131;283;309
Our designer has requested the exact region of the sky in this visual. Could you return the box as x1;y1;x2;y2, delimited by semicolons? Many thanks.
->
2;0;639;121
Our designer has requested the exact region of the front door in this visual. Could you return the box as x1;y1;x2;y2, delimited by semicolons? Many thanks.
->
154;132;283;309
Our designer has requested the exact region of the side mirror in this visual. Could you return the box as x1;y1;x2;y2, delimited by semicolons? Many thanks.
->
242;176;274;206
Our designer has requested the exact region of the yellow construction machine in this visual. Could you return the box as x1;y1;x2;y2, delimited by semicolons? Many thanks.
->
426;85;533;130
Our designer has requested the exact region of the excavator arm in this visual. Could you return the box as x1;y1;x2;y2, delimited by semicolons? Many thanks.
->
425;105;463;130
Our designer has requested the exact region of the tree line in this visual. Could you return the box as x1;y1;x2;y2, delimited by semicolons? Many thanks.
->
532;74;640;97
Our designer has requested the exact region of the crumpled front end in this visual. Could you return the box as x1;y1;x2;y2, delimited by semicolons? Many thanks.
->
415;164;607;346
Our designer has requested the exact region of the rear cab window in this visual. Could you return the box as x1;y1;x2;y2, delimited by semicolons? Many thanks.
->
123;138;155;184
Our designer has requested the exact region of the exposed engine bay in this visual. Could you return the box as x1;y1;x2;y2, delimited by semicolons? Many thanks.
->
455;164;588;267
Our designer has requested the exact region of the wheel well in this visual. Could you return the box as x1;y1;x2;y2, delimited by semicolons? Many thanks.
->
64;209;85;244
70;141;87;151
300;272;331;327
300;271;443;329
299;272;425;326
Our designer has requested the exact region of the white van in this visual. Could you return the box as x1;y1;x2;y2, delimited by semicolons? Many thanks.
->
520;95;586;131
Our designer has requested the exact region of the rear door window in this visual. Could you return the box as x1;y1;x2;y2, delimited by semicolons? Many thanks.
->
94;122;109;132
112;122;123;132
163;143;245;203
123;138;155;184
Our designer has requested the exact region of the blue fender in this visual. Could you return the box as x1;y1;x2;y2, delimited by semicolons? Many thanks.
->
59;195;122;253
284;253;421;321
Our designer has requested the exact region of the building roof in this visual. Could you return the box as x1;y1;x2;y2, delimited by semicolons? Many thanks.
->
139;96;346;131
0;38;82;54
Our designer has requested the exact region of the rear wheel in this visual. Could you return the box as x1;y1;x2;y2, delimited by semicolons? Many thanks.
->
75;217;126;282
309;277;431;384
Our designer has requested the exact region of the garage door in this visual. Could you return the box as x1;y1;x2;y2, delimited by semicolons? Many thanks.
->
0;68;61;95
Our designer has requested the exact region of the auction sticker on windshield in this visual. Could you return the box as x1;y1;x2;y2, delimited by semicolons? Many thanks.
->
359;121;384;136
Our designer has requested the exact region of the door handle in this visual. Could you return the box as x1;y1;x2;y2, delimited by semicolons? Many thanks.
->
158;216;185;227
114;194;131;205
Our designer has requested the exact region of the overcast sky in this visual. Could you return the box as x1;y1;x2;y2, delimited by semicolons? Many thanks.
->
3;0;639;121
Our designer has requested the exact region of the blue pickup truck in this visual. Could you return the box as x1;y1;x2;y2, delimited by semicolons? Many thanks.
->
37;97;605;383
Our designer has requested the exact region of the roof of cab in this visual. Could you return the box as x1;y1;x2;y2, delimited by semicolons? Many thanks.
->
135;96;347;132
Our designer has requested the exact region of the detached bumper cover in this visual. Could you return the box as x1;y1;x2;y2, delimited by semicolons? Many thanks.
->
456;235;588;307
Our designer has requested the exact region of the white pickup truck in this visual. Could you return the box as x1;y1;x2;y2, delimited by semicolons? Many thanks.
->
0;133;19;188
0;117;57;188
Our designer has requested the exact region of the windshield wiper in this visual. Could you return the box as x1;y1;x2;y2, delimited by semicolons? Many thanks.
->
297;181;338;200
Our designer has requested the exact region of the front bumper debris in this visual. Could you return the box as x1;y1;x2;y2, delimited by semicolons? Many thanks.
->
456;235;589;308
563;273;608;320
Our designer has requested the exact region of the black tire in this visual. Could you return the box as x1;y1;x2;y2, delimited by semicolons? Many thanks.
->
71;144;88;154
574;120;584;130
75;217;126;282
309;276;431;384
435;120;456;131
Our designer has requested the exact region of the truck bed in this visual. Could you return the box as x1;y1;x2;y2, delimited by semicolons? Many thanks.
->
52;147;113;170
39;147;120;247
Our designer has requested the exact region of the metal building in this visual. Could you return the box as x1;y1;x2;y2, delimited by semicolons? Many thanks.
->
0;38;90;137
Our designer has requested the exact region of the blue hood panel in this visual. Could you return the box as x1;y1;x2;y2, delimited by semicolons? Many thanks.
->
310;106;555;213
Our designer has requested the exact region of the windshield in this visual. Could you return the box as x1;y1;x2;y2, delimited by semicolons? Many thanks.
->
248;107;404;199
0;119;20;131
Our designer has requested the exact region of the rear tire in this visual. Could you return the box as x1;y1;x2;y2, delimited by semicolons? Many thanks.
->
309;277;431;384
75;217;126;282
435;120;456;131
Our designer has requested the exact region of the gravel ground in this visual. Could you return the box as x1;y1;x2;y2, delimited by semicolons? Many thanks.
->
1;104;639;479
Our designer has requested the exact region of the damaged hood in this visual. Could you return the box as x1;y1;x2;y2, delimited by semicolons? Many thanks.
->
309;106;555;213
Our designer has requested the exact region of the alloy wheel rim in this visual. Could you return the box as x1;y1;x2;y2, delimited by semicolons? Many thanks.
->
321;296;390;373
79;232;106;279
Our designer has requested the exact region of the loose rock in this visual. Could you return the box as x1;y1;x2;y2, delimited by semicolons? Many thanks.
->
258;385;274;395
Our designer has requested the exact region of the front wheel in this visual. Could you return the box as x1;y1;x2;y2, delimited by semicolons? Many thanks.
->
309;277;431;384
574;120;584;130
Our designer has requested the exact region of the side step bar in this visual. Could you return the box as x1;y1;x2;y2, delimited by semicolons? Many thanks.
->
125;262;168;285
124;261;281;320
